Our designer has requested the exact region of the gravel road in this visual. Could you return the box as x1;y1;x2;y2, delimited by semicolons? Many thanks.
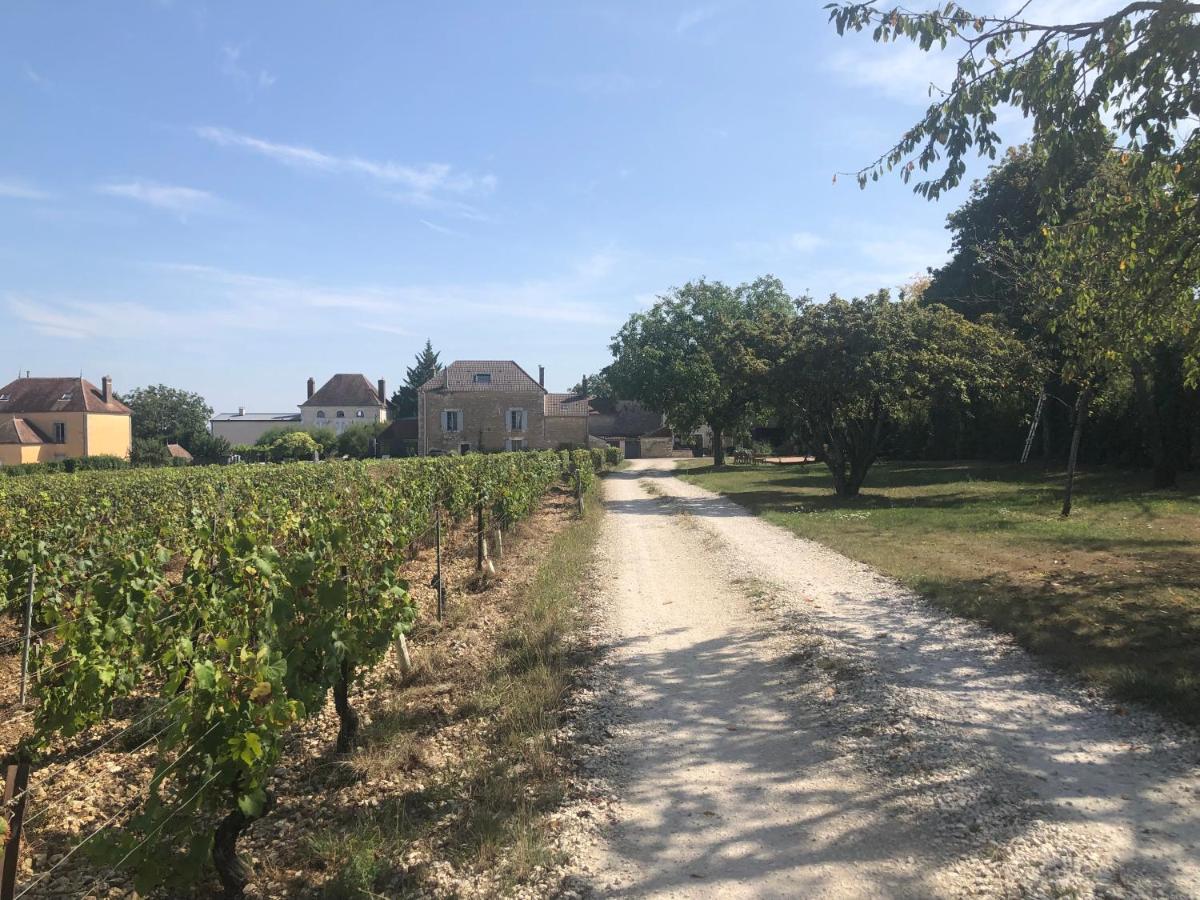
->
571;459;1200;899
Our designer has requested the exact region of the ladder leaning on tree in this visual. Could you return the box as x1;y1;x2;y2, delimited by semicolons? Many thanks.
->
1020;391;1047;464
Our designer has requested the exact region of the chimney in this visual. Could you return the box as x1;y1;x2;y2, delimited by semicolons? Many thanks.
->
538;365;545;388
101;375;113;403
378;378;386;404
238;406;246;417
307;377;315;399
582;375;589;395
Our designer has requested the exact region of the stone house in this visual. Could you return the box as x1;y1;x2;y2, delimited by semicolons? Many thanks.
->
300;374;388;434
587;398;674;458
0;375;132;466
212;374;387;445
417;361;589;455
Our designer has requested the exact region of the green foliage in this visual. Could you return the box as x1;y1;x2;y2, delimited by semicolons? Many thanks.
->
268;431;320;462
186;431;232;466
334;422;387;459
131;437;173;468
775;292;1038;496
121;384;214;444
826;2;1200;198
0;448;619;891
608;276;796;465
390;338;442;419
571;371;614;401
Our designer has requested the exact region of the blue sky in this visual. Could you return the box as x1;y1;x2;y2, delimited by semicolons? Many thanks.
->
0;1;1111;413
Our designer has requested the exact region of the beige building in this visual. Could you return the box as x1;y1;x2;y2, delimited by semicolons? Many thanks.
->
211;373;388;445
417;361;589;455
0;375;132;466
300;374;388;434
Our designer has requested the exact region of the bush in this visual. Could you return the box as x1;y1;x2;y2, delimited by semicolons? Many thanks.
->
268;431;320;462
604;446;623;467
335;423;387;460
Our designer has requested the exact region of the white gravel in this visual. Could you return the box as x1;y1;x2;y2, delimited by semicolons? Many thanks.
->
568;459;1200;899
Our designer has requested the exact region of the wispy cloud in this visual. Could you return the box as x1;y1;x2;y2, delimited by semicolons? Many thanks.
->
218;44;276;97
419;219;459;236
675;4;719;33
22;63;50;89
0;178;50;201
96;180;221;216
194;126;497;216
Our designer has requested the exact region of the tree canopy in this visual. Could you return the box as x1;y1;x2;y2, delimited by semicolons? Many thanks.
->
826;1;1200;198
773;292;1037;496
608;277;796;465
390;339;442;418
120;384;214;445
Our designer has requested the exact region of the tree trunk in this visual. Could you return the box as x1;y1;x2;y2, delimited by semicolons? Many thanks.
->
1131;359;1176;489
333;658;359;754
1040;396;1054;466
1061;389;1091;518
711;425;725;467
212;792;272;899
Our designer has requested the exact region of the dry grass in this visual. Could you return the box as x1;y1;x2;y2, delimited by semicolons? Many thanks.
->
306;484;606;898
679;459;1200;723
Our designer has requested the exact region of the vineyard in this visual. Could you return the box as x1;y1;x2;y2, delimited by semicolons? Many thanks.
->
0;447;616;898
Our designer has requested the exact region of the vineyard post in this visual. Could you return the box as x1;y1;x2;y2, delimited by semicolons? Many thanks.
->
1;761;30;900
434;505;444;622
575;468;584;516
476;503;485;572
19;566;34;707
493;526;503;560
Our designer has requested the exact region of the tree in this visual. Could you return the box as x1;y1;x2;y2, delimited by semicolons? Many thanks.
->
826;1;1199;198
187;431;233;466
773;292;1036;497
571;371;615;401
334;423;387;459
120;385;213;444
254;426;336;456
130;437;172;468
608;277;796;466
267;431;319;462
390;339;442;418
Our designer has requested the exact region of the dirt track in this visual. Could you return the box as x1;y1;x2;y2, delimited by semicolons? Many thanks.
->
573;459;1200;899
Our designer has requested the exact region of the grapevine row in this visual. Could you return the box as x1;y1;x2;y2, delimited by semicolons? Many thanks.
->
0;446;617;897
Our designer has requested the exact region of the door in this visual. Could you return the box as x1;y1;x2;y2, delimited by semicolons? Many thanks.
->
625;439;641;459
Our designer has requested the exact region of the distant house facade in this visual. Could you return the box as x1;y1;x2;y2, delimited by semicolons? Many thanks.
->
418;361;588;455
300;374;388;434
588;398;673;458
0;375;132;466
211;374;388;445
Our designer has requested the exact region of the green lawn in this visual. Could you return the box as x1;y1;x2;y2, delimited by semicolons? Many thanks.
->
678;458;1200;724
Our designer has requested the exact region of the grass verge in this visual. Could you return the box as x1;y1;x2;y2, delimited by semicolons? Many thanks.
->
678;458;1200;724
308;485;605;898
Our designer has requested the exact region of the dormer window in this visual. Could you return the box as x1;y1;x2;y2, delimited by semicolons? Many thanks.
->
60;393;72;401
472;373;491;384
336;410;345;418
0;394;9;402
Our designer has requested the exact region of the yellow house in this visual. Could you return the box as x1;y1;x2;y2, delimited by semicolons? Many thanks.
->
0;375;133;467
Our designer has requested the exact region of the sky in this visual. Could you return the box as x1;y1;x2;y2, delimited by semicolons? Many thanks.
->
0;0;1119;413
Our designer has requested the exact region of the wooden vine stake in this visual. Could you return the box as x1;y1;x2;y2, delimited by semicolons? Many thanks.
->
476;503;486;572
1;762;30;900
19;567;34;707
575;468;584;516
434;504;445;622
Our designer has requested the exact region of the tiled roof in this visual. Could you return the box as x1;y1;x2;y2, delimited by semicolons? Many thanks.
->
544;392;590;417
301;374;385;408
421;361;545;393
0;377;131;415
166;443;193;461
0;417;49;445
211;412;302;423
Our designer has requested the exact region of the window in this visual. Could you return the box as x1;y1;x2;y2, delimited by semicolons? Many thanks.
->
459;442;471;455
59;393;72;401
53;422;66;444
336;410;345;418
506;438;526;451
0;394;9;402
472;373;491;384
507;408;527;432
316;410;326;419
355;410;365;418
442;410;462;433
